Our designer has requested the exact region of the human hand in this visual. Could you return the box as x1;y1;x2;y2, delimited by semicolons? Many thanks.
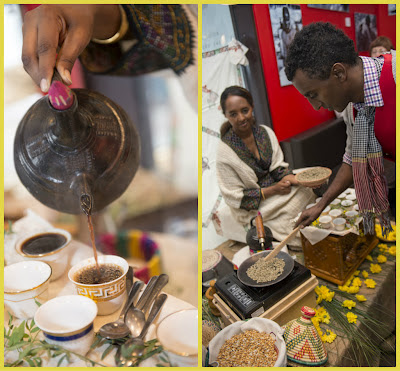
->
282;174;299;186
274;179;291;195
21;5;121;92
295;205;323;228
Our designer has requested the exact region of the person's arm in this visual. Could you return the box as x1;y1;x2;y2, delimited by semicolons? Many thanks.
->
295;163;353;227
21;5;121;91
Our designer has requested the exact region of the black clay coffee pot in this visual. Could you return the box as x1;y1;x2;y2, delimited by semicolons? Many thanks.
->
14;74;140;215
246;213;274;251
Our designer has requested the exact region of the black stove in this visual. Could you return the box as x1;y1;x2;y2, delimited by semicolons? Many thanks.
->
214;260;311;319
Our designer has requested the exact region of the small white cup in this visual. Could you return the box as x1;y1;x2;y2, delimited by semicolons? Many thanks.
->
330;199;341;206
329;209;342;219
68;255;129;315
319;216;332;229
341;200;353;210
4;261;52;319
354;204;359;212
315;197;322;203
35;295;97;356
345;210;359;223
306;203;316;210
156;309;198;367
333;217;346;231
321;206;331;215
338;192;347;199
345;194;357;202
15;229;72;281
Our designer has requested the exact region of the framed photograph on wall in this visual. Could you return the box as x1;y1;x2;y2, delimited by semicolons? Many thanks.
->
269;4;303;87
388;4;396;15
307;4;349;12
354;13;377;52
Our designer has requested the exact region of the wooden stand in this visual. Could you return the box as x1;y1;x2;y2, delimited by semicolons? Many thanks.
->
301;228;378;285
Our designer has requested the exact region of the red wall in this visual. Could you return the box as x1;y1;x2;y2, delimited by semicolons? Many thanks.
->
253;4;396;141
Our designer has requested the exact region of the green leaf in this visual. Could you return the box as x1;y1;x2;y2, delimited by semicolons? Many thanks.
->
34;298;42;307
9;321;26;346
90;334;104;349
30;326;41;333
26;358;35;367
18;344;33;360
57;354;67;367
101;344;115;360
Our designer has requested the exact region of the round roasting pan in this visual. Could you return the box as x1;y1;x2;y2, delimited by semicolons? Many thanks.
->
237;250;294;287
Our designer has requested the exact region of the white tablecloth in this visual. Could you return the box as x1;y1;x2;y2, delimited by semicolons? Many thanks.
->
4;210;196;367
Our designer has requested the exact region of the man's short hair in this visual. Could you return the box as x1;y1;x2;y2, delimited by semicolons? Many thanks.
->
285;22;359;81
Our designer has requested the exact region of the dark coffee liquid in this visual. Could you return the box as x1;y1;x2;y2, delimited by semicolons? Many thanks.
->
21;233;67;256
74;263;123;284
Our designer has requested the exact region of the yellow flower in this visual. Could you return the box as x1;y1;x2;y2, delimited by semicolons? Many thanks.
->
348;285;360;294
321;330;337;343
361;270;369;278
370;263;382;274
377;255;387;263
338;285;349;292
353;270;360;276
315;307;330;324
365;278;376;288
345;277;354;286
315;286;335;303
356;294;367;302
352;277;362;287
388;246;396;256
378;243;388;254
342;300;356;309
366;255;373;261
346;312;357;324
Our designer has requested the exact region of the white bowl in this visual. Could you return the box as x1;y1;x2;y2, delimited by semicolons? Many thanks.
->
353;204;359;212
156;309;198;366
338;192;347;199
329;209;342;219
306;203;316;210
4;261;52;319
333;217;346;231
321;206;331;215
341;200;353;209
330;199;341;206
315;197;322;203
345;194;357;201
15;229;72;281
35;295;97;356
319;216;332;229
68;255;129;315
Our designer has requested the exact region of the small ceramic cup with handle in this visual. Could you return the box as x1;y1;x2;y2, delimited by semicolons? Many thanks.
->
34;295;98;356
68;255;129;315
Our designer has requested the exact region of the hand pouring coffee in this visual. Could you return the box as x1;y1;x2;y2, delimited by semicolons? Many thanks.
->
14;71;141;275
14;71;140;215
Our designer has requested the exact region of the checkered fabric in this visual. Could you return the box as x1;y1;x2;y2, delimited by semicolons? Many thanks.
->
352;56;392;235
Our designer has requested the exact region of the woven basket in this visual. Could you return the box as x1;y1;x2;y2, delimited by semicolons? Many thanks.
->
295;167;332;187
283;306;328;366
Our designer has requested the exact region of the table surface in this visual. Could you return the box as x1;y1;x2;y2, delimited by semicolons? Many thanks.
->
210;237;396;367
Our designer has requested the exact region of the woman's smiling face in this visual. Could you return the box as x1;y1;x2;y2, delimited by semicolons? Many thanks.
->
224;95;255;135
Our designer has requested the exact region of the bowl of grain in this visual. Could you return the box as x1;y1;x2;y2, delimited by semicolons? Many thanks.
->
295;167;332;188
208;317;287;367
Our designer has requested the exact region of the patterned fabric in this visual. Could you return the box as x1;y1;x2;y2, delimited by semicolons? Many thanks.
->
80;5;195;76
352;56;393;235
222;125;291;211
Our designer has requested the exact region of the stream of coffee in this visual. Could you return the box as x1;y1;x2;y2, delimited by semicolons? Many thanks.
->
81;194;101;278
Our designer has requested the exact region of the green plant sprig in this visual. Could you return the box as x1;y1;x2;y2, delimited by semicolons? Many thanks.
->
4;315;106;367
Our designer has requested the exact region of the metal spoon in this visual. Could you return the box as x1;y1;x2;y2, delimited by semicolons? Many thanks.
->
99;280;144;339
125;274;169;337
118;293;168;366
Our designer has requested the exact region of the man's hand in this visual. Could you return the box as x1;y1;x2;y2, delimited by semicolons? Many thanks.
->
21;5;120;92
295;204;324;228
